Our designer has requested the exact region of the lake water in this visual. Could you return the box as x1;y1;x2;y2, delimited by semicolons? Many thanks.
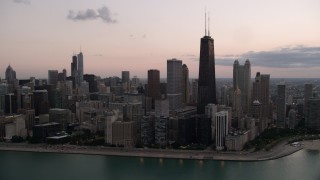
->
0;150;319;180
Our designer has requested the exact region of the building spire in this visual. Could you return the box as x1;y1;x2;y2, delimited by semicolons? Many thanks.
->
205;8;207;36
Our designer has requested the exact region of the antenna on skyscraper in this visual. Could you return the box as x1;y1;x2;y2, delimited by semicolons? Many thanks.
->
205;7;207;36
208;12;210;36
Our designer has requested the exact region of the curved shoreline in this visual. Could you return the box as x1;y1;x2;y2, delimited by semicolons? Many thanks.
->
0;140;319;162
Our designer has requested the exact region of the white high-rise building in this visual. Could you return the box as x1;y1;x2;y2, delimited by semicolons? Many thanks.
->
215;111;228;151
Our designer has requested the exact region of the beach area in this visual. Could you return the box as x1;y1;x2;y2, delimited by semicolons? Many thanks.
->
1;140;319;161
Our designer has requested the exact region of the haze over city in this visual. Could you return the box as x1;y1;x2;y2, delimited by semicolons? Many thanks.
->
1;0;319;78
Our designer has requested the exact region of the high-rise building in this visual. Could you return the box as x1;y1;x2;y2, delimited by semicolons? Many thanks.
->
197;22;217;114
33;90;49;116
252;72;270;118
182;64;190;105
77;52;84;83
167;59;183;111
122;71;130;93
71;55;78;77
5;65;16;84
83;74;98;93
48;70;59;85
304;84;313;114
155;116;168;147
215;111;228;150
233;59;251;113
277;84;286;128
305;99;320;131
147;69;161;109
122;71;130;84
252;72;270;130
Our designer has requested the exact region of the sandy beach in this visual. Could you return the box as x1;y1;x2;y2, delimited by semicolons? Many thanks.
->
0;140;319;161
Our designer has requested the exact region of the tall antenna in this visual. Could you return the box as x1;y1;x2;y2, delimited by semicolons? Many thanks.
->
205;8;207;36
208;12;210;36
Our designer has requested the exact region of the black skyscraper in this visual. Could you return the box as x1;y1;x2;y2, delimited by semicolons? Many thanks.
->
197;15;217;114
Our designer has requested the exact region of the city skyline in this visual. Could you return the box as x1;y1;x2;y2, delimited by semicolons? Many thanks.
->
1;0;320;79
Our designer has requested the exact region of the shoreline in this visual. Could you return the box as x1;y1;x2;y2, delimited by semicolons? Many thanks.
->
1;140;319;161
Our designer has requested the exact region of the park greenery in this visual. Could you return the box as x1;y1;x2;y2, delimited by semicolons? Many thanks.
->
243;127;320;151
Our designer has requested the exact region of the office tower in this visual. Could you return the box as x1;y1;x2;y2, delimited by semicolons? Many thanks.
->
182;64;190;104
48;70;59;85
5;65;16;84
122;71;130;84
167;59;183;111
147;69;161;109
83;74;98;93
77;52;84;83
304;84;313;114
233;87;242;123
252;72;270;119
233;59;251;113
197;18;217;114
71;55;78;77
33;90;49;116
277;84;286;128
305;99;320;131
122;71;130;93
215;111;228;150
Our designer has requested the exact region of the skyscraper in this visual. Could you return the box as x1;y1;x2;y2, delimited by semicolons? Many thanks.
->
48;70;59;85
215;111;228;150
233;59;251;113
197;17;217;114
71;55;77;77
277;84;286;128
304;84;313;114
5;65;16;85
305;99;320;131
77;52;84;83
182;64;190;105
252;72;270;130
167;59;183;111
147;69;161;109
122;71;130;92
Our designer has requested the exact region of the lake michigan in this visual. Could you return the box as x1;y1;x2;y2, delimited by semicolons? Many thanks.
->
0;149;319;180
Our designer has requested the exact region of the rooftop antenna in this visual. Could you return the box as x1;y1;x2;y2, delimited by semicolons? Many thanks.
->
205;7;207;36
208;12;210;36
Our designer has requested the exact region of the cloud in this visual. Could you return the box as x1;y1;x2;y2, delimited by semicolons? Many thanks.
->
67;6;117;23
215;45;320;68
13;0;30;5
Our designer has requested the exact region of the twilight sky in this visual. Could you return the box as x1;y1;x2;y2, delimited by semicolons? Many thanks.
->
0;0;319;79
